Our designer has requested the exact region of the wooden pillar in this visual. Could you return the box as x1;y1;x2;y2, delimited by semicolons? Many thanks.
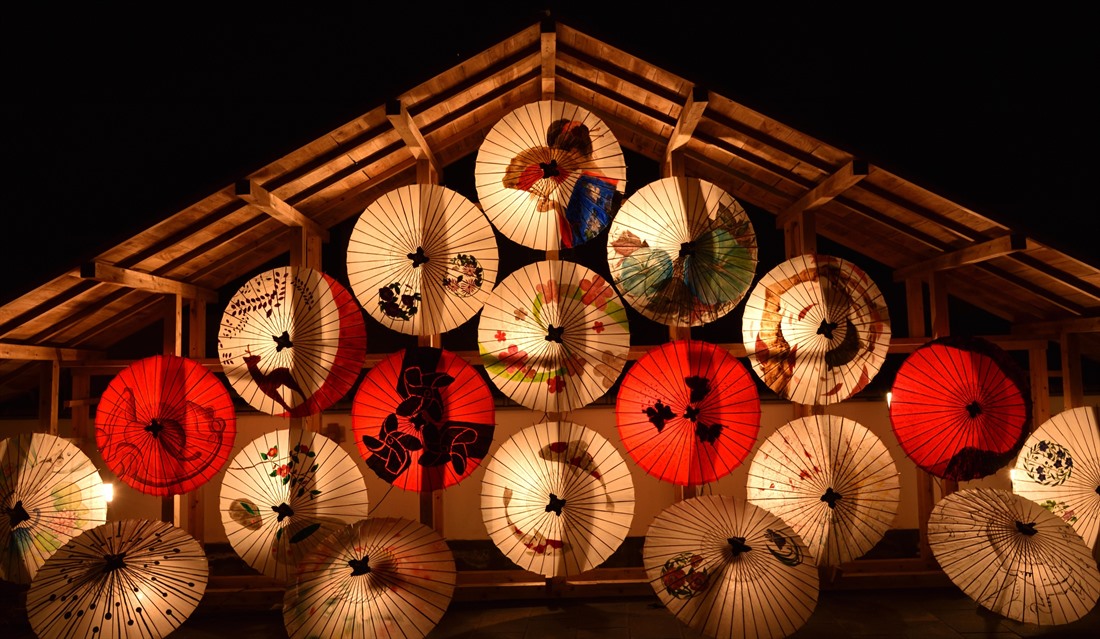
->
1029;346;1051;430
186;298;208;543
70;373;91;443
905;278;936;566
39;359;60;435
927;272;957;495
1060;331;1084;410
163;294;183;524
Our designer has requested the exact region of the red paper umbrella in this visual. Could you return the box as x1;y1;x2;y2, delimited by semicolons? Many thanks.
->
218;266;367;417
890;335;1031;481
95;354;236;496
615;339;761;486
351;347;495;492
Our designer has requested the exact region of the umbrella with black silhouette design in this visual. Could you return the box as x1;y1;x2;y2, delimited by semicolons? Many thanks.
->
644;494;819;639
474;99;627;251
1012;405;1100;550
1;433;107;585
606;176;758;327
283;516;456;639
218;265;367;417
95;353;236;497
220;428;369;582
746;414;901;568
346;183;498;336
615;339;761;487
351;346;495;492
481;420;635;578
25;518;208;639
742;253;891;406
890;334;1031;481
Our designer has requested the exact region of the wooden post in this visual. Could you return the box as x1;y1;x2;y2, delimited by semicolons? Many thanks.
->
905;278;936;566
163;294;184;525
1060;331;1084;410
186;298;208;544
1029;346;1051;430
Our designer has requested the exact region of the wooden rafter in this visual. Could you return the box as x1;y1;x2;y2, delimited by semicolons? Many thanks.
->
775;159;869;227
0;343;101;361
386;98;441;179
540;18;556;98
666;87;708;155
235;180;331;241
1013;315;1100;336
891;234;1029;281
79;262;218;302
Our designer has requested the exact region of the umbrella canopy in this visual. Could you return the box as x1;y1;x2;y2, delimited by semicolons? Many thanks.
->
1;433;107;585
478;259;630;413
95;353;236;497
1012;405;1100;550
481;420;635;578
25;518;208;639
742;253;891;405
347;183;498;336
615;339;761;486
283;516;456;639
606;176;758;327
929;487;1100;626
474;99;627;251
746;414;901;567
890;334;1031;481
218;265;367;417
220;429;370;582
351;346;495;492
644;495;819;639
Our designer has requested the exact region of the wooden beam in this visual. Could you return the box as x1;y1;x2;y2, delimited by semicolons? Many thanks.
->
385;99;441;175
1061;331;1084;409
886;336;1049;354
1013;315;1100;336
892;234;1029;282
540;18;556;99
775;159;868;227
783;209;816;256
39;360;59;435
235;180;330;241
0;343;100;361
79;262;218;303
1029;346;1051;428
666;86;708;154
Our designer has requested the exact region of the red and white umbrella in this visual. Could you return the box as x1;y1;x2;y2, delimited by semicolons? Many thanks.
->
347;183;498;336
218;265;367;416
95;353;236;496
475;99;627;251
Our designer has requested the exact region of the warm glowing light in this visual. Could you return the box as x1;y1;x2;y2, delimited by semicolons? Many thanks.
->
886;392;892;408
102;482;114;503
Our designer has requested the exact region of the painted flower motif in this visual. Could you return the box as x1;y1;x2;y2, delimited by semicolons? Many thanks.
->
499;344;529;374
514;308;528;321
298;444;309;453
662;568;687;591
536;279;559;303
547;376;566;393
564;354;586;377
495;330;507;342
580;277;613;310
268;446;278;458
592;321;604;333
276;465;289;477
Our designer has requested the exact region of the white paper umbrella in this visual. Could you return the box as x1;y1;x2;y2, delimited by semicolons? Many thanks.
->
220;429;370;582
1012;405;1100;550
746;414;901;567
478;259;630;413
475;99;627;251
347;183;498;336
929;487;1100;625
481;420;635;578
283;517;456;639
607;176;758;327
1;433;107;584
218;265;367;416
644;495;819;639
25;518;208;639
742;253;891;405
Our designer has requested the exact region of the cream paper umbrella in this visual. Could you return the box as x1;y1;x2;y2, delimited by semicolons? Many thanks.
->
742;253;891;405
478;259;630;413
283;517;456;639
347;183;498;336
474;99;627;251
607;176;758;327
929;487;1100;626
481;420;635;578
644;495;819;639
746;414;901;567
1;433;107;584
1012;405;1100;550
220;428;370;582
26;518;208;639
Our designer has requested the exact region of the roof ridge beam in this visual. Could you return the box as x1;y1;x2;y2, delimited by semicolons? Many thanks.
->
79;262;219;302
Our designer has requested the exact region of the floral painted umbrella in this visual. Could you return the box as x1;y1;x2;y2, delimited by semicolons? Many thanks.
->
644;495;819;639
478;259;630;414
25;518;208;639
474;99;627;251
0;433;107;585
615;339;761;486
218;265;367;417
607;176;758;327
746;414;901;567
481;421;635;578
220;429;370;582
742;253;891;406
929;487;1100;626
347;183;498;336
1012;405;1100;550
95;353;236;496
890;335;1031;481
283;517;456;639
351;346;495;492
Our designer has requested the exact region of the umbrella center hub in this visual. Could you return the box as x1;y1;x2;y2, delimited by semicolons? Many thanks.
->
273;331;294;352
539;159;560;179
727;536;751;556
144;419;165;438
272;502;295;522
821;487;843;508
683;405;700;422
679;241;695;258
407;246;430;267
965;401;982;418
348;557;372;576
103;552;127;573
545;493;567;516
1015;520;1038;536
817;319;838;340
5;500;30;526
545;324;565;343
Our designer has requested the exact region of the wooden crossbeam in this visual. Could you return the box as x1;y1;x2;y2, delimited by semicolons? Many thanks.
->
1013;315;1100;336
235;180;330;241
540;18;556;98
385;99;440;175
892;233;1029;281
667;86;708;154
79;262;218;302
775;159;869;227
0;343;101;361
